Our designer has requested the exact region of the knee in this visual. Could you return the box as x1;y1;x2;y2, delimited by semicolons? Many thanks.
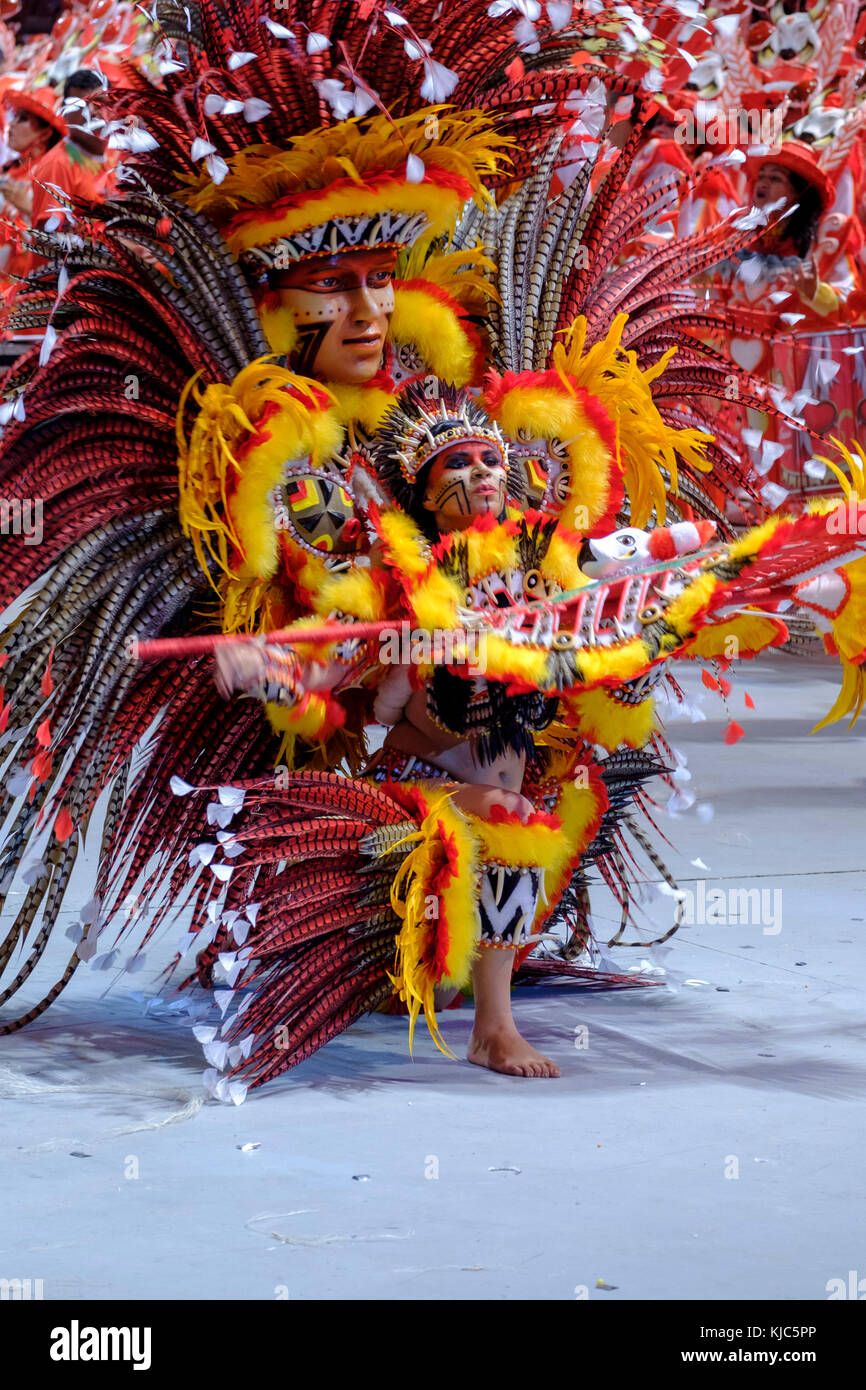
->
453;785;534;823
498;791;534;824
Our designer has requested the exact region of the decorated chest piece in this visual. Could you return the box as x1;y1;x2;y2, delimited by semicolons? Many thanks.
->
273;461;366;558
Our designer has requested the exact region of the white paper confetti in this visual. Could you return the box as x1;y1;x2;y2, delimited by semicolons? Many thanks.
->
189;842;217;866
306;32;331;54
815;358;841;388
803;458;827;481
203;1040;230;1069
205;154;230;185
264;17;295;39
760;481;789;509
420;59;459;102
243;98;272;122
218;785;246;807
547;1;573;28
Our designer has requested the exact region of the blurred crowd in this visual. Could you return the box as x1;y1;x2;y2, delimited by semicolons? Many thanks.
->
0;0;152;328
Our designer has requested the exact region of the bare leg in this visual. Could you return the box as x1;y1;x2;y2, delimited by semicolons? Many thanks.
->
444;782;560;1078
467;946;561;1078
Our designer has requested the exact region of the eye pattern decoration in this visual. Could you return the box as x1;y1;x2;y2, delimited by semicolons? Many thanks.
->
639;603;664;625
548;436;569;464
523;568;547;599
552;466;571;506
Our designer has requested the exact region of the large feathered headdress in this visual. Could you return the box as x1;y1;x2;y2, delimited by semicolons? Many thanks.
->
106;0;643;269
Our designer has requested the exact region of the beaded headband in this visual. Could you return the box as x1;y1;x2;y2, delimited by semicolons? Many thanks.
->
241;209;431;272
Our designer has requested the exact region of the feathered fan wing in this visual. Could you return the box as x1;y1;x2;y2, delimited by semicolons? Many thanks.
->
461;115;807;528
0;190;285;1033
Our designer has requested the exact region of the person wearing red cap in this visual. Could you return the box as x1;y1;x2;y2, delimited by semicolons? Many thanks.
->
0;86;67;282
744;142;839;313
28;70;112;232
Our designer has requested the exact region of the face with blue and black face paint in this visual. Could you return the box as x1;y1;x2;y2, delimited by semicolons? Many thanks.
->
268;247;397;384
422;440;508;534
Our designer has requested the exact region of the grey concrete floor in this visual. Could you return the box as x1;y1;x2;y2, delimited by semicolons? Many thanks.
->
0;655;864;1301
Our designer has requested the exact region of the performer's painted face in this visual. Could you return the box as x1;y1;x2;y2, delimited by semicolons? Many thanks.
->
270;247;396;384
422;440;507;533
752;162;796;208
5;107;52;158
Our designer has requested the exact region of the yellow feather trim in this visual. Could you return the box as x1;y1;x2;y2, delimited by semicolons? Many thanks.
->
828;555;866;666
221;575;288;638
390;283;480;386
485;386;613;532
317;567;387;621
264;692;330;739
230;405;344;581
182;108;507;247
684;613;785;661
388;792;481;1057
327;382;396;434
662;571;717;637
812;436;866;500
813;656;866;731
553;315;713;528
529;777;607;933
396;246;499;313
291;546;331;608
176;359;342;586
377;508;433;580
410;567;463;634
482;631;552;686
726;515;787;562
462;520;519;577
257;299;299;357
544;530;587;590
566;686;656;750
575;637;653;686
475;818;564;869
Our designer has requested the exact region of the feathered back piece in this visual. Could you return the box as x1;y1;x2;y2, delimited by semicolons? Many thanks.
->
111;0;645;196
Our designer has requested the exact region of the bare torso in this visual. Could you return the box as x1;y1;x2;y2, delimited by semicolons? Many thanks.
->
381;683;526;793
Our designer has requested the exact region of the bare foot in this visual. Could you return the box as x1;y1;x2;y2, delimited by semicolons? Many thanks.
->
467;1024;561;1078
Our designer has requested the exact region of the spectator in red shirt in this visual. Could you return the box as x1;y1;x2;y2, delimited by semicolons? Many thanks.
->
29;70;111;230
0;86;66;279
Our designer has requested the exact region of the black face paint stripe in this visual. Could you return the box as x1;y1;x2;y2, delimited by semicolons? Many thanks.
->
430;478;473;515
290;322;331;376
